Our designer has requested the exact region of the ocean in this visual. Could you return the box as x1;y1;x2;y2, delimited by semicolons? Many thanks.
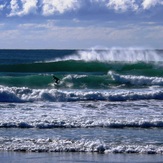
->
0;49;163;157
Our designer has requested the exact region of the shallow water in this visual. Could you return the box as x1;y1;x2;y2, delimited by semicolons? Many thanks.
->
1;152;163;163
0;100;163;154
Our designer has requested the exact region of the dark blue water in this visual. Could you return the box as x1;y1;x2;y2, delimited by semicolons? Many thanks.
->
0;49;76;65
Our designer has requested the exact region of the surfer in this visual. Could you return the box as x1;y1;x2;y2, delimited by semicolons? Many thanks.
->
53;75;60;85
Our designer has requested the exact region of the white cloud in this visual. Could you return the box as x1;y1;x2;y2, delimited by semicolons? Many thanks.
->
106;0;138;12
18;20;55;30
142;0;163;9
94;0;163;11
0;3;5;11
5;0;163;17
0;21;163;48
21;0;38;15
9;0;38;16
42;0;79;16
9;0;19;15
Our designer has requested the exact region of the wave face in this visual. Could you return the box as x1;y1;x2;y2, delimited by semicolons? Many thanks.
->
0;49;163;89
0;49;163;74
0;71;163;89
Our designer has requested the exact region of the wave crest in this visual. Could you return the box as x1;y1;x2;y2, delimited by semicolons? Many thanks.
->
0;137;163;154
0;85;163;103
109;71;163;86
54;48;163;63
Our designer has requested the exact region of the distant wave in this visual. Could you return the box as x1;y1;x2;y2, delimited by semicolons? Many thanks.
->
0;59;163;76
52;48;163;63
0;49;163;78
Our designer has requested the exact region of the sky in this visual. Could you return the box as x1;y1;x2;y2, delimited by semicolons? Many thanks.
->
0;0;163;49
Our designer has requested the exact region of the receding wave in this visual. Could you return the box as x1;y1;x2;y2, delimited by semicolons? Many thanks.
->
1;119;163;129
0;137;163;154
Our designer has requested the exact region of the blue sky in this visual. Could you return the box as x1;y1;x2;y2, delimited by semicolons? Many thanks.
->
0;0;163;49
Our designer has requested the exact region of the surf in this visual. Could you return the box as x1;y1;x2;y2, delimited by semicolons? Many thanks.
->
0;85;163;103
109;71;163;86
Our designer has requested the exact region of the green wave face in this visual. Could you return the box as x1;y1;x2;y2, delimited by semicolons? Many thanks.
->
0;61;163;89
0;75;52;88
0;60;162;76
0;60;110;73
0;74;114;89
0;49;163;89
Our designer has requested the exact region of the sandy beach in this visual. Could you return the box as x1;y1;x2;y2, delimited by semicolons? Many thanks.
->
1;152;163;163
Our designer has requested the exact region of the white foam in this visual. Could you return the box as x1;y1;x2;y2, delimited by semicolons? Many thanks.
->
0;119;163;129
109;71;163;86
51;48;163;63
0;85;163;102
0;137;163;154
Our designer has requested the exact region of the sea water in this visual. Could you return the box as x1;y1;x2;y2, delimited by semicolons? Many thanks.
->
0;49;163;154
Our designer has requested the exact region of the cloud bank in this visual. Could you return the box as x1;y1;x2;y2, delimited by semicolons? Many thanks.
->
0;0;161;17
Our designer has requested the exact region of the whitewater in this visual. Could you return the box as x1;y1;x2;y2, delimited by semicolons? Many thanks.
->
0;49;163;154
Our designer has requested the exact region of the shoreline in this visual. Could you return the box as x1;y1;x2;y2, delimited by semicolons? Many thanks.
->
1;152;163;163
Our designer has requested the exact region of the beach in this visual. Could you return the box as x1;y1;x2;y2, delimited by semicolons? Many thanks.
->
1;152;163;163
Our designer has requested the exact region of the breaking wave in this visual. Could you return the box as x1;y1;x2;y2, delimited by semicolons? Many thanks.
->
54;48;163;63
0;85;163;103
109;71;163;86
0;137;163;154
1;119;163;129
0;49;163;75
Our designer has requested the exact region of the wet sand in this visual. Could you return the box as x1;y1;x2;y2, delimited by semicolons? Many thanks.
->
0;152;163;163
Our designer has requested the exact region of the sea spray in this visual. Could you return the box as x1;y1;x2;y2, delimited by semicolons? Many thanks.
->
53;48;163;63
